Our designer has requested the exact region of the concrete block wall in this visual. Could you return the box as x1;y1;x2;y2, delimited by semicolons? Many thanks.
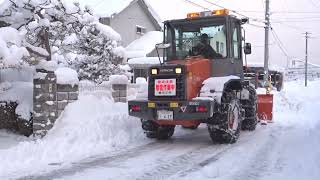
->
112;84;127;103
33;69;78;137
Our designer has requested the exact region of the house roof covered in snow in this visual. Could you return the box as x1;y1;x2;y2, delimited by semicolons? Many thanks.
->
125;31;163;58
75;0;162;29
73;0;205;24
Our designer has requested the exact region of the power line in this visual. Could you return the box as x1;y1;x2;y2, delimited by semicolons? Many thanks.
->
183;0;210;11
270;26;290;58
271;21;305;32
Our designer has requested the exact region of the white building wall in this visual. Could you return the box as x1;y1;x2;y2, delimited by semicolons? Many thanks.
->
110;1;159;46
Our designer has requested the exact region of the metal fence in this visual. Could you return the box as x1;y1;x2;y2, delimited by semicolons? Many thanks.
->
285;67;320;81
78;82;139;101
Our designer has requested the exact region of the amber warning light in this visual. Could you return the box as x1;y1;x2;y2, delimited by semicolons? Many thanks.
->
187;9;229;19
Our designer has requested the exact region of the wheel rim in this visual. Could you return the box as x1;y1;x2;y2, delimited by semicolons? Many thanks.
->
228;100;239;131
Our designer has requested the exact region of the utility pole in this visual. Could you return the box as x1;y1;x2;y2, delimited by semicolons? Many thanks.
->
305;32;310;87
263;0;271;87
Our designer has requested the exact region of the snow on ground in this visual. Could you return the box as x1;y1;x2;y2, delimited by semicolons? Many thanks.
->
175;80;320;180
0;94;145;179
38;79;320;180
0;79;320;179
0;130;29;150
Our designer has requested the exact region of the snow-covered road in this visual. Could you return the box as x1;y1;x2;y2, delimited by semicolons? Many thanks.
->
1;80;320;180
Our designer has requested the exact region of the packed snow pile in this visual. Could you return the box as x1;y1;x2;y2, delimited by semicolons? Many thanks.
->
126;31;163;58
0;82;33;120
55;67;79;86
0;95;144;178
274;80;320;128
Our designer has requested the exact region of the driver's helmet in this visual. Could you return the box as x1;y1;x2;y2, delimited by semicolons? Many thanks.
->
200;33;209;44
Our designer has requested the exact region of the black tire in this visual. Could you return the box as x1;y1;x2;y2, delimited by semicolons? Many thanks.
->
156;126;175;140
141;120;175;140
208;91;242;144
241;86;258;131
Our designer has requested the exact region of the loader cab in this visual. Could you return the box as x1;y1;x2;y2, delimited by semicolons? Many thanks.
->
163;9;247;78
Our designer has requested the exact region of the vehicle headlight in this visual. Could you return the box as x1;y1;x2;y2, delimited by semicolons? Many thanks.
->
151;68;158;75
175;68;182;74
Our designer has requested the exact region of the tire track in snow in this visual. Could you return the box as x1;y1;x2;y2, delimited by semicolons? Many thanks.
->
17;141;161;180
231;126;284;180
18;128;204;180
136;129;259;180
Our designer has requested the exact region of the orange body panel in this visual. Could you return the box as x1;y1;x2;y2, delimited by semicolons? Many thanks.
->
257;94;273;121
169;58;211;100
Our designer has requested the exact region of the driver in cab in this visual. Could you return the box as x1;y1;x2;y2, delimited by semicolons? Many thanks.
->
192;33;223;59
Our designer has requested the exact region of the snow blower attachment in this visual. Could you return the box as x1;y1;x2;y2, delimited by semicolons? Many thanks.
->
257;80;274;123
257;93;273;123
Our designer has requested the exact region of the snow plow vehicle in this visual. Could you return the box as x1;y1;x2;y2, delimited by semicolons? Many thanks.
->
128;9;266;143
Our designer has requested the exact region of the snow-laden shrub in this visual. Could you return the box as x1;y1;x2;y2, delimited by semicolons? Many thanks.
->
0;0;126;83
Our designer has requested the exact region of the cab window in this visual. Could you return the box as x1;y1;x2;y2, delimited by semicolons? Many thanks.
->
232;26;241;59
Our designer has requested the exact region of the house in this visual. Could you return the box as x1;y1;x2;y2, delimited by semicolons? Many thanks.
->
99;0;162;47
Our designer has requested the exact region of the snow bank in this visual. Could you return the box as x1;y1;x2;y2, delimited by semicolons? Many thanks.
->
126;31;163;58
0;95;144;178
128;57;163;65
55;67;79;86
0;82;33;120
273;80;320;128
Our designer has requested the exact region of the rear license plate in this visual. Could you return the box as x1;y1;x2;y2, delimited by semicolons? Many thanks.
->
155;79;176;96
157;110;173;120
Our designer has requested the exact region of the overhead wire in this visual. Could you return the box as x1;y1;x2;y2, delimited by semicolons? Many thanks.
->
270;26;290;58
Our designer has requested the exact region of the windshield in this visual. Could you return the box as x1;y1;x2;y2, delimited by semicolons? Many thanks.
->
166;22;227;60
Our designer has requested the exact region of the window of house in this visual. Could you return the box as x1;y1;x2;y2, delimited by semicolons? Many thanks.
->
220;42;224;54
216;41;220;53
136;25;146;35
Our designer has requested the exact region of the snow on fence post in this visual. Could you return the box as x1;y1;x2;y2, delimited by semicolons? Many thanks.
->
110;75;128;103
33;64;79;137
